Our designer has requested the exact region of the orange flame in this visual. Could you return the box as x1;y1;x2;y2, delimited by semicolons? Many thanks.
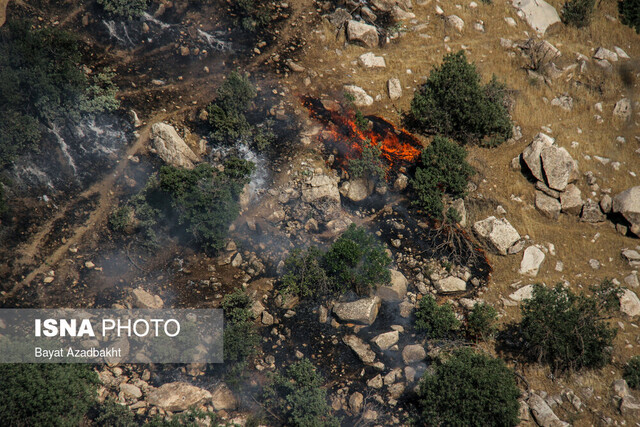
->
301;96;422;178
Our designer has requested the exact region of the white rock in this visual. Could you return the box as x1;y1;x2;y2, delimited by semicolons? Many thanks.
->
619;289;640;317
131;288;164;309
343;334;376;363
377;269;408;302
504;17;517;27
435;276;467;293
333;297;381;325
614;46;630;59
541;145;579;191
344;85;374;107
511;0;560;34
147;382;212;412
519;246;545;277
402;344;426;364
387;78;402;100
593;47;618;62
446;15;465;32
522;133;555;182
347;20;379;48
151;123;199;169
358;52;386;69
473;216;521;255
371;330;400;350
613;98;631;120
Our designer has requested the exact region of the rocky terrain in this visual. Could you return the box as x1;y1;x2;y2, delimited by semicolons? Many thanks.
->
1;0;640;426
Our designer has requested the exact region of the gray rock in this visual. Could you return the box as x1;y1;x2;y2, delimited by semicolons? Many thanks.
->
580;199;606;223
620;395;640;416
392;6;416;21
519;246;545;277
211;383;237;411
343;84;374;107
624;273;639;288
377;269;408;302
393;173;408;190
367;374;383;388
147;382;212;412
613;186;640;232
302;174;340;203
613;98;631;120
349;392;364;413
328;8;352;28
535;191;561;219
536;180;561;198
388;78;402;100
551;95;573;111
151;123;199;169
593;47;618;62
522;133;555;182
435;276;467;293
371;330;400;350
560;184;583;215
333;297;381;325
600;194;613;214
528;393;570;427
399;300;413;318
132;288;163;309
510;284;535;301
343;334;376;363
120;383;142;399
472;216;521;255
622;249;640;267
446;15;464;32
402;344;426;364
347;20;379;48
612;379;631;399
619;289;640;317
358;52;386;69
541;145;578;191
614;46;630;59
340;178;374;202
512;0;561;34
451;198;467;227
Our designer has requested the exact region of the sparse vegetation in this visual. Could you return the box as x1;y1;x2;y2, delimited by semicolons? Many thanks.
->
408;51;512;145
619;0;640;33
415;294;461;339
624;355;640;389
264;359;339;427
467;303;498;341
280;247;331;299
518;282;622;373
97;0;149;20
0;364;99;426
222;289;260;387
562;0;596;27
416;348;521;426
411;136;474;219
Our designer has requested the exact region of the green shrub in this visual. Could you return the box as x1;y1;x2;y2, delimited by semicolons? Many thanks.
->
0;21;119;170
411;136;474;219
281;247;331;299
416;348;521;426
620;0;640;32
467;302;498;341
624;355;640;389
93;399;137;427
562;0;596;27
232;0;276;32
264;359;339;427
222;288;254;324
109;205;133;232
0;364;99;426
97;0;149;20
519;282;621;372
158;158;254;253
408;51;512;145
414;294;461;339
145;408;218;427
323;224;392;295
221;289;259;387
349;139;386;181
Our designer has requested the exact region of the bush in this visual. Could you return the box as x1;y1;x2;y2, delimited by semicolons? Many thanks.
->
145;408;218;427
467;302;498;341
415;295;461;339
281;247;331;299
264;359;339;427
158;158;255;253
109;205;133;232
97;0;149;20
411;136;474;219
519;282;621;373
232;0;276;32
562;0;596;27
323;224;392;295
0;364;99;426
221;289;259;386
624;356;640;389
416;348;521;426
620;0;640;33
408;51;512;145
0;21;119;170
93;399;137;427
349;139;386;181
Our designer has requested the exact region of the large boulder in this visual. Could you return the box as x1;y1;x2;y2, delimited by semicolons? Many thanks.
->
358;52;386;69
522;133;555;182
343;335;376;363
560;184;583;215
377;269;408;301
473;216;521;255
619;289;640;317
131;288;164;309
528;393;570;427
340;178;374;202
347;20;379;48
519;246;545;277
613;186;640;234
151;123;199;169
147;382;212;412
343;85;374;107
211;383;237;411
535;191;561;219
435;276;467;293
302;174;341;203
333;297;381;325
371;330;399;350
540;145;578;191
402;344;426;364
512;0;561;35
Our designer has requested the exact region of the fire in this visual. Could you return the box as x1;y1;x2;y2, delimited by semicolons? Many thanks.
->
301;96;423;178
